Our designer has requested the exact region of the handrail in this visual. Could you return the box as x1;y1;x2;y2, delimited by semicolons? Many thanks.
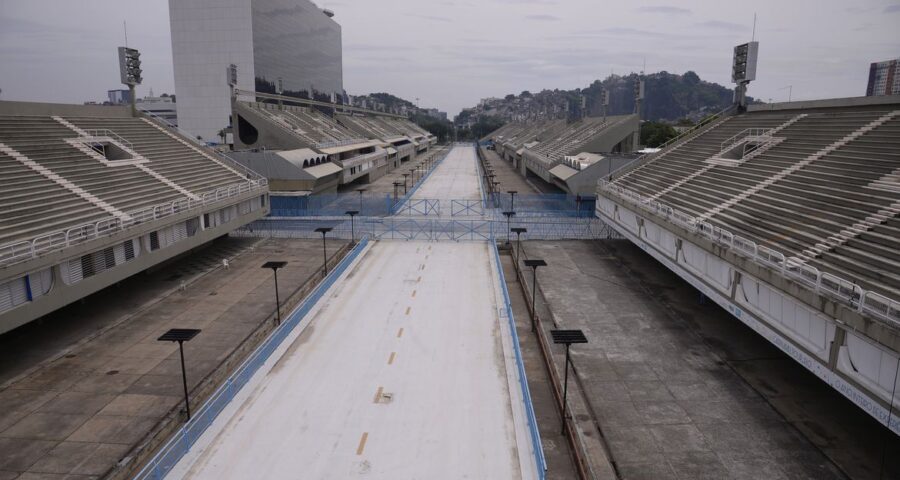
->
719;127;772;152
315;137;369;149
83;129;135;151
0;179;268;270
138;107;266;182
598;180;900;327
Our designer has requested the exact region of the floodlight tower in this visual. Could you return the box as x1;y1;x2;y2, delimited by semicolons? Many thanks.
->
276;77;284;110
632;75;645;151
601;88;609;123
117;46;142;117
732;41;759;113
227;64;237;100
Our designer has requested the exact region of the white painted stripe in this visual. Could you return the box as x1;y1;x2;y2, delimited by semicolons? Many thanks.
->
140;118;246;179
135;164;200;200
0;143;130;220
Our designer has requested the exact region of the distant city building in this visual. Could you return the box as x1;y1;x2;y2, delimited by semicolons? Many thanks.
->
107;89;132;104
866;58;899;96
169;0;344;141
137;95;178;126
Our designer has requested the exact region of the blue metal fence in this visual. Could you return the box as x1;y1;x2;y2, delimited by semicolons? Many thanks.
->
491;241;547;478
134;236;371;480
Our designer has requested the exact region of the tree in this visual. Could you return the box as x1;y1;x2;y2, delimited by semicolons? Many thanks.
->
640;121;678;148
504;94;516;101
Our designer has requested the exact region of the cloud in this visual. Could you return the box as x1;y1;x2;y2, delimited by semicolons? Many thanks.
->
525;14;559;21
404;13;452;22
695;20;744;30
884;4;900;13
637;5;691;15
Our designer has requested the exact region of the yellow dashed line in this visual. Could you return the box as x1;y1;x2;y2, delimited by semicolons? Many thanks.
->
397;328;404;338
373;386;383;403
388;352;396;365
356;432;369;455
405;306;411;315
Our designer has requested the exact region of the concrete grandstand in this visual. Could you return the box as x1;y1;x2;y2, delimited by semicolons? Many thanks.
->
597;95;900;436
487;113;639;195
0;100;269;334
229;91;436;194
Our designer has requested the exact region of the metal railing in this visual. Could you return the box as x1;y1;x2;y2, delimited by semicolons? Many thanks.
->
133;236;370;480
719;127;772;152
490;241;547;478
0;179;268;269
598;180;900;327
83;129;135;151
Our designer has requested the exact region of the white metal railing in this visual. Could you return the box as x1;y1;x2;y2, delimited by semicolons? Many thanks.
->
598;179;900;327
83;129;134;151
719;128;772;152
0;179;268;270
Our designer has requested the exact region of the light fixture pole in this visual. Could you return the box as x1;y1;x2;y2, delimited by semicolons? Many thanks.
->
314;227;333;277
401;173;410;195
345;210;359;243
551;329;588;434
356;188;366;213
511;227;527;265
523;259;547;332
157;328;201;421
507;190;518;210
502;211;516;245
261;261;288;325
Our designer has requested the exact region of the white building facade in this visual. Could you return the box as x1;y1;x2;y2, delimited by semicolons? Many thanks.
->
169;0;343;142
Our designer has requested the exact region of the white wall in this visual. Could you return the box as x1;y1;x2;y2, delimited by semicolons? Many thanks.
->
169;0;256;142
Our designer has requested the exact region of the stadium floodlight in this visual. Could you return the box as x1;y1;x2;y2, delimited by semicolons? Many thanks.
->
732;41;759;111
276;77;284;95
118;46;142;116
314;227;333;277
262;261;288;325
118;47;142;86
523;259;547;332
227;63;237;87
157;328;201;421
550;329;588;434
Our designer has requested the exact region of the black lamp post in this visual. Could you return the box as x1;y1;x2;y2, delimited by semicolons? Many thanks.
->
355;188;366;213
550;329;588;434
401;173;410;195
314;227;333;277
507;190;518;210
502;211;516;245
511;227;527;265
392;181;402;201
523;259;547;332
157;328;202;421
345;210;359;242
261;261;288;325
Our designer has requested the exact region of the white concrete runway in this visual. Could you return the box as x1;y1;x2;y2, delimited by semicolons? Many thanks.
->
411;144;482;202
169;239;536;479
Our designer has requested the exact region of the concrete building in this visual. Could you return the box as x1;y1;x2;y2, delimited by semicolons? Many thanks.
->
866;58;899;96
107;89;131;105
169;0;344;142
136;95;178;126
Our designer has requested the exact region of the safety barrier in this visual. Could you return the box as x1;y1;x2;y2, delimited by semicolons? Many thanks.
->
0;179;268;269
236;216;619;242
599;180;900;327
133;236;370;480
490;242;547;478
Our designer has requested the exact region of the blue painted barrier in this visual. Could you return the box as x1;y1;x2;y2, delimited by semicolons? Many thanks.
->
491;241;547;478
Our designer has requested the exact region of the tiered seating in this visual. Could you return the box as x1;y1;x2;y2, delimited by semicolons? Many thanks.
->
530;117;613;162
68;117;246;195
0;149;107;245
608;107;900;298
0;115;183;213
615;113;794;203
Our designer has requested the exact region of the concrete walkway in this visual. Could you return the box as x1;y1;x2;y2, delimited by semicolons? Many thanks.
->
0;238;346;480
522;240;851;480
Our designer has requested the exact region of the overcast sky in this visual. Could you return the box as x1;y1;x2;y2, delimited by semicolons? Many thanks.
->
1;0;898;116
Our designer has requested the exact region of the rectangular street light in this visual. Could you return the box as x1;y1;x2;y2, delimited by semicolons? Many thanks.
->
551;329;588;434
157;328;202;421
